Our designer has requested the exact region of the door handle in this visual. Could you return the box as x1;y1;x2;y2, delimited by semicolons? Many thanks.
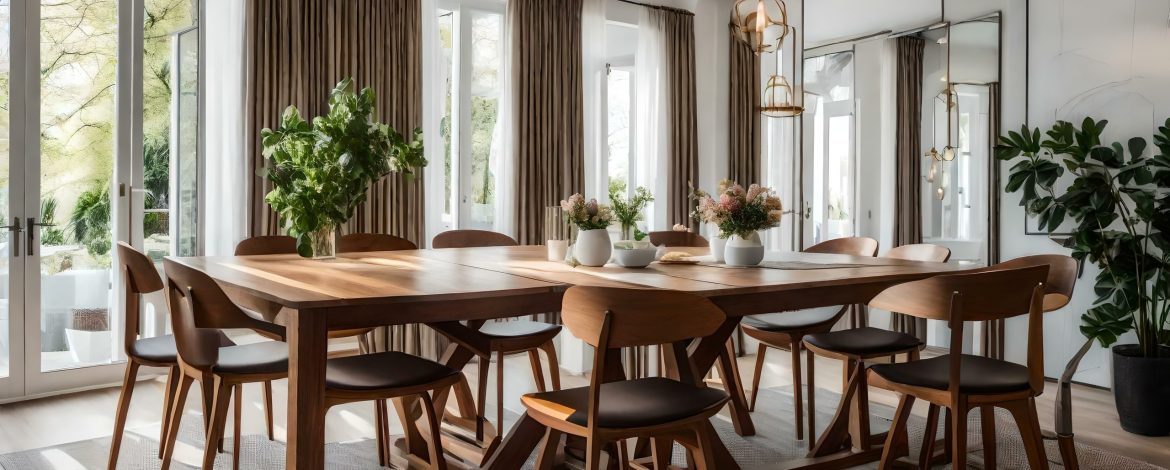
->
27;217;57;257
0;217;21;258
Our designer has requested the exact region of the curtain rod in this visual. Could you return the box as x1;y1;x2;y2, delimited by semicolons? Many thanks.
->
616;0;695;17
806;30;892;50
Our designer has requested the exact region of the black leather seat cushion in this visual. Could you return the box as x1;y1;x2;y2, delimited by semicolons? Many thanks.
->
215;341;289;375
524;377;728;428
804;327;922;357
130;332;235;365
327;352;460;391
741;306;845;332
478;320;561;339
869;354;1032;394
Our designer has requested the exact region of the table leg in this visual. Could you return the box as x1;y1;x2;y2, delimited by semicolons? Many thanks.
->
481;413;547;470
286;309;329;470
688;318;755;437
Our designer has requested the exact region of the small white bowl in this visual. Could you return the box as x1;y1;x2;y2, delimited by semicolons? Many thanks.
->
613;246;658;268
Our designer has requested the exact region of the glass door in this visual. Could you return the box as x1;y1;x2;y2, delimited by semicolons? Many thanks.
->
0;0;28;398
801;51;856;247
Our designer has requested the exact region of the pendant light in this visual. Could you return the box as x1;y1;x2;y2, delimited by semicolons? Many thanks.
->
731;0;790;55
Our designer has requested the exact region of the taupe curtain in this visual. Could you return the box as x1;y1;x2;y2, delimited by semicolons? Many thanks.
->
891;36;926;339
656;8;700;229
245;0;425;245
245;0;444;359
728;23;761;185
982;82;1005;359
509;0;585;245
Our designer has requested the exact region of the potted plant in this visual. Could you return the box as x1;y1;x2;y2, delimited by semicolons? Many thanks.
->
610;186;654;241
560;194;615;267
997;117;1170;436
261;78;426;258
692;180;783;267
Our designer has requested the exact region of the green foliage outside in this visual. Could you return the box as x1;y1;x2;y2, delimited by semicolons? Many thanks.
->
997;118;1170;357
609;186;653;239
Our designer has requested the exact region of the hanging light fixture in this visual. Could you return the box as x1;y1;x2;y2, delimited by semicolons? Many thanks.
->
760;75;803;117
731;0;790;55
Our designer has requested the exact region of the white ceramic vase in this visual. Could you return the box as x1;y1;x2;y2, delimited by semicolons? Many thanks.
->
574;229;613;267
708;226;727;263
724;232;764;267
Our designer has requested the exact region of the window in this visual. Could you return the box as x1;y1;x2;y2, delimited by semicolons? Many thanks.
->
606;65;634;199
803;51;855;245
436;2;504;231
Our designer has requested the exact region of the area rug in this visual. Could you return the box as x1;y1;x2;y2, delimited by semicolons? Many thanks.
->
0;388;1161;469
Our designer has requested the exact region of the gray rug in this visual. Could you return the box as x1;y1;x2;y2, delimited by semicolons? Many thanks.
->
1;388;1162;469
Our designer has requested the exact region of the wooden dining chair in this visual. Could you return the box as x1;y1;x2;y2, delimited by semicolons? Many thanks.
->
233;235;298;256
160;258;458;470
866;264;1051;469
109;243;270;469
522;286;731;469
430;230;562;440
741;236;878;441
647;231;709;248
797;243;950;453
339;232;419;252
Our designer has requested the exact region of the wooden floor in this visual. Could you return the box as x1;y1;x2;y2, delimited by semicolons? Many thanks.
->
0;346;1166;468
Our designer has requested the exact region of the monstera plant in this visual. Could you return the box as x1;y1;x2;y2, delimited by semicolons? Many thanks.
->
997;117;1170;436
261;78;426;258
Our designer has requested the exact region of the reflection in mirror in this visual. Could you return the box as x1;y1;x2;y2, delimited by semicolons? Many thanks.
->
803;52;855;245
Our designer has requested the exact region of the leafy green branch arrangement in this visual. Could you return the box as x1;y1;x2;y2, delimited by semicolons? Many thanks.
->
609;186;654;239
997;118;1170;357
261;78;426;257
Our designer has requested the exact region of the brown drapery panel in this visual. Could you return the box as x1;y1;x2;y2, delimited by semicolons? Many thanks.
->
728;23;761;185
658;9;700;229
510;0;585;245
982;81;1005;359
245;0;425;245
891;36;926;340
245;0;443;359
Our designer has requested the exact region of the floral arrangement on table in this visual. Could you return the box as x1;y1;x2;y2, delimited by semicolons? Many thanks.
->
609;186;654;241
559;193;615;267
692;179;784;240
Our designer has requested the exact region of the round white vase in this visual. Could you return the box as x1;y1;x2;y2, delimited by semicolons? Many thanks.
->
574;229;613;267
709;228;727;263
724;233;764;267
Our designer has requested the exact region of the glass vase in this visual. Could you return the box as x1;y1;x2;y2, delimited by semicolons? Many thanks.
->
620;223;634;241
307;225;337;259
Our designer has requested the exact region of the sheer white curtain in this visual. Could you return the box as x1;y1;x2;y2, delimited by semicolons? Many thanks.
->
490;2;517;239
582;0;606;202
202;0;247;256
635;9;669;231
422;0;447;245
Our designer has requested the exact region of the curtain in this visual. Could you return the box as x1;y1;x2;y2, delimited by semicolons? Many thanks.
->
204;0;247;256
245;0;424;245
891;36;926;340
636;10;668;230
508;0;585;245
728;23;761;185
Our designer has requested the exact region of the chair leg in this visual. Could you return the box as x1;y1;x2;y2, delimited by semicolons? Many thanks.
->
950;403;969;470
535;427;563;470
1004;398;1049;470
496;351;506;435
749;343;767;411
202;378;233;470
158;365;180;459
806;345;816;442
375;400;388;467
691;421;720;470
263;380;275;441
981;405;998;469
651;436;673;469
613;440;632;470
160;374;194;470
107;361;140;470
918;404;941;468
878;394;915;467
476;354;489;441
540;340;561;391
419;392;449;470
527;350;547;393
233;384;243;470
790;341;804;441
584;438;605;470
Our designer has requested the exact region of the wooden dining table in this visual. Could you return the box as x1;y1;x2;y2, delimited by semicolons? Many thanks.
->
170;245;967;470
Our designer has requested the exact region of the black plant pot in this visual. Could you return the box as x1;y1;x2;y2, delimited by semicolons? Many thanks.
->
1112;345;1170;436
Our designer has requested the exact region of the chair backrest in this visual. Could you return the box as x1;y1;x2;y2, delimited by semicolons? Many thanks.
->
235;236;298;256
432;230;518;248
805;237;879;257
647;231;709;248
163;259;284;369
338;233;417;252
981;255;1077;312
885;243;952;263
116;243;165;354
869;265;1049;395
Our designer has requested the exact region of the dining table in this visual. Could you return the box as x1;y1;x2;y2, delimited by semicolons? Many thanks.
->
169;244;967;470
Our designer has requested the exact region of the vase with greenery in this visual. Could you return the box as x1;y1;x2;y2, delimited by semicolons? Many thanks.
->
560;193;615;267
997;117;1170;435
609;186;654;241
261;78;426;259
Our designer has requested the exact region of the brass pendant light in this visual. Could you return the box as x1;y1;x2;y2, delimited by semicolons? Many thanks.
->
731;0;790;55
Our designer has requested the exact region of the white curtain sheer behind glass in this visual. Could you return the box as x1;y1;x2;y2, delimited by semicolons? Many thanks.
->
582;0;606;204
203;0;247;256
422;0;447;244
635;9;669;230
490;1;517;238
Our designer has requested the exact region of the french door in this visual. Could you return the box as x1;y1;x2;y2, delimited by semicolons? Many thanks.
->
0;0;195;401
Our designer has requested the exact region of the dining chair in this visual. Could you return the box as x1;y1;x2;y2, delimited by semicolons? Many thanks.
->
522;286;731;470
866;264;1052;469
108;243;274;469
338;232;419;252
647;231;709;247
160;258;458;470
741;236;878;441
798;243;950;453
431;229;562;440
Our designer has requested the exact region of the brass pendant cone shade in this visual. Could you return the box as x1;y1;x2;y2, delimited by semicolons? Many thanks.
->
760;74;803;117
731;0;790;55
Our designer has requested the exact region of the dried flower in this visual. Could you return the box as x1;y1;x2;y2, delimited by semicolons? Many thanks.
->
690;180;783;239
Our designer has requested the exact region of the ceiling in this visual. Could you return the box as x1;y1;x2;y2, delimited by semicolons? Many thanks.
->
804;0;942;47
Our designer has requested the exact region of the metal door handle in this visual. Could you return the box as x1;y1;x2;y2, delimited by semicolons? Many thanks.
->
27;217;56;256
1;217;21;257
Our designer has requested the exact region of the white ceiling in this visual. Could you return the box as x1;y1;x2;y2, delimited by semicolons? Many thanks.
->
804;0;942;47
